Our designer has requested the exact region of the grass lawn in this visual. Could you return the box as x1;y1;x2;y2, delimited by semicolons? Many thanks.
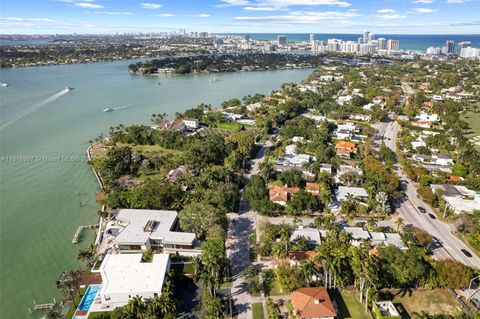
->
389;288;462;316
332;290;369;319
116;142;182;155
262;271;287;296
216;121;257;131
463;111;480;138
285;300;297;319
171;263;194;276
252;302;265;319
88;312;110;318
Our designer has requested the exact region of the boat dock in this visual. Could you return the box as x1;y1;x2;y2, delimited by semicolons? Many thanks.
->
72;224;99;244
28;298;56;315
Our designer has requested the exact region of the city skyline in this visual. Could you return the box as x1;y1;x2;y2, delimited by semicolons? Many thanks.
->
1;0;480;34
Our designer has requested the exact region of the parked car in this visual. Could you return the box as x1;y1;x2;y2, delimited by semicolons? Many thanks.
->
461;248;473;258
418;206;427;214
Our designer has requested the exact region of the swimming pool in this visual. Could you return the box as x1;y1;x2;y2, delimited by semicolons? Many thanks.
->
77;284;101;311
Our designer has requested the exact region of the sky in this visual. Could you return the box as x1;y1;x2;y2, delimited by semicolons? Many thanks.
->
1;0;479;34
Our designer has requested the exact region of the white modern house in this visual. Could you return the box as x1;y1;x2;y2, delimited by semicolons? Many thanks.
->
290;228;322;247
181;118;200;130
431;184;480;214
335;186;368;203
96;253;170;310
431;153;454;166
111;209;198;255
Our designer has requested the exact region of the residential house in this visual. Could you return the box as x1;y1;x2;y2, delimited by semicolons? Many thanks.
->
269;185;300;205
306;183;321;196
335;141;358;159
335;186;368;203
291;287;337;319
411;139;427;150
152;120;186;133
318;163;332;175
412;121;432;129
95;254;170;311
336;164;363;184
343;227;406;249
246;102;262;112
417;112;439;122
336;95;353;106
431;153;454;166
431;184;480;214
287;251;318;267
290;228;322;248
111;209;198;255
181;118;200;130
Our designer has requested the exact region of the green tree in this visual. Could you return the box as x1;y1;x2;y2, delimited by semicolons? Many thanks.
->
436;259;474;288
178;202;226;239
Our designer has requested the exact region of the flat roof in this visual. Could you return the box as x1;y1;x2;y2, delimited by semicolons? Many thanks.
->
100;253;169;296
115;209;195;246
290;228;321;245
335;186;368;201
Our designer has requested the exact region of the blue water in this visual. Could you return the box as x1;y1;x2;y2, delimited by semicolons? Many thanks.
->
222;33;480;51
77;284;100;311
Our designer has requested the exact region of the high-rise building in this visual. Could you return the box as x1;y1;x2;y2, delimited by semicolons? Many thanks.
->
363;31;371;44
309;33;315;44
445;40;455;54
357;37;363;44
387;39;400;51
456;41;471;55
377;38;387;50
460;47;480;59
277;35;287;45
244;34;251;41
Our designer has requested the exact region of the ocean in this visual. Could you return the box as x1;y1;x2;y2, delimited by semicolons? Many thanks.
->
224;33;480;51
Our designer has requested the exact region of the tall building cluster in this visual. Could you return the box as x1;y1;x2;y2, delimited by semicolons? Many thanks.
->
427;40;480;59
310;31;400;54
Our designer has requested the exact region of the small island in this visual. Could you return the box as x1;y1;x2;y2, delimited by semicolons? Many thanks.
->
128;53;322;75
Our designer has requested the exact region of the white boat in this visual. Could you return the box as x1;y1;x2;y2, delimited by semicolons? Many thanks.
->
65;85;73;91
209;78;220;83
103;106;114;112
0;82;8;87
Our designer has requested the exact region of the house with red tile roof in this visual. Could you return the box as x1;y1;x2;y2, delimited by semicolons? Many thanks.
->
335;141;358;159
269;185;300;206
306;182;321;196
291;287;337;319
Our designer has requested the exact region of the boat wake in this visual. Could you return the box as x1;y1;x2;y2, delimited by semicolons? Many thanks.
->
0;88;70;130
111;99;156;111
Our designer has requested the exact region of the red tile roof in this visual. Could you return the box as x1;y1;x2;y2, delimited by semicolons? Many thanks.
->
269;185;300;202
291;287;337;319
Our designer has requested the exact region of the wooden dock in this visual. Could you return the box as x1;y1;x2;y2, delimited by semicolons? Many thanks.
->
72;224;99;244
28;298;56;315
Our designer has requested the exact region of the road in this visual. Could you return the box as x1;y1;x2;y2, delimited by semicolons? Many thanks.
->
374;116;480;268
226;138;274;318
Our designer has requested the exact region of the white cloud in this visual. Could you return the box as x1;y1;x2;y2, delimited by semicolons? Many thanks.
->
244;6;279;10
413;0;434;3
446;0;468;3
235;10;360;24
372;13;407;20
156;13;175;17
74;2;104;8
4;17;58;22
219;0;350;9
140;2;162;9
377;9;396;13
197;13;211;17
93;11;133;15
414;7;438;13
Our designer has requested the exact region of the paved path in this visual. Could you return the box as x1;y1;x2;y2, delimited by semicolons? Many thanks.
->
226;137;275;318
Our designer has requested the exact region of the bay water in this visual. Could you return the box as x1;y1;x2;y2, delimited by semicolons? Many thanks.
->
0;60;312;318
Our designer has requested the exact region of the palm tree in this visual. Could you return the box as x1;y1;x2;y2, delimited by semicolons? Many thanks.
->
58;278;77;307
44;308;62;319
123;296;146;318
366;218;378;232
272;242;288;259
300;260;316;286
395;217;404;231
77;244;96;267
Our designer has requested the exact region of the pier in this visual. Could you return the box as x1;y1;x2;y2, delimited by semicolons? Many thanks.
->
28;298;56;315
72;224;99;244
